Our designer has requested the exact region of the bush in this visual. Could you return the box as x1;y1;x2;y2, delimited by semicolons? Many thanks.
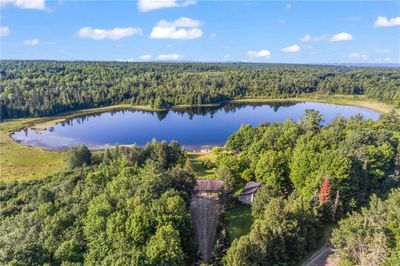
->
67;145;92;168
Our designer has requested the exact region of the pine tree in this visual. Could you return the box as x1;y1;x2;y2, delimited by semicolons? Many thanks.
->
319;178;331;205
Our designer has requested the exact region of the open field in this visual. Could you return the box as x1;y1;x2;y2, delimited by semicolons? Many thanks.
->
0;118;66;182
188;152;217;180
1;96;397;182
223;202;253;243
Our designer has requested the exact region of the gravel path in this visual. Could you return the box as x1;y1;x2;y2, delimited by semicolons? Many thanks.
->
302;244;338;266
191;194;222;263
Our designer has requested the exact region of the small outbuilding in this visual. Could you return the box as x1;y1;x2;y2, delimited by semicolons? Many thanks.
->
238;181;262;204
194;180;224;192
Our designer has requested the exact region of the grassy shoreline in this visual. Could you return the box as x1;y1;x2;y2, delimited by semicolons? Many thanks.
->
232;95;397;114
1;96;397;182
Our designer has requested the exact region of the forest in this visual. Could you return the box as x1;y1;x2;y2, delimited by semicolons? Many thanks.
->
1;60;400;119
1;110;399;265
215;110;400;265
0;141;198;265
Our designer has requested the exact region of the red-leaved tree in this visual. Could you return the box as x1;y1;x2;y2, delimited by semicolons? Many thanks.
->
319;178;331;205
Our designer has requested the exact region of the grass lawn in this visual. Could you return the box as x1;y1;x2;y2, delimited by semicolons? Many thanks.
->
224;202;253;243
188;151;217;180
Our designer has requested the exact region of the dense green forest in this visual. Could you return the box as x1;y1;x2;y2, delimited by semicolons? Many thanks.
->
1;110;399;265
0;141;198;265
1;61;399;119
214;110;400;265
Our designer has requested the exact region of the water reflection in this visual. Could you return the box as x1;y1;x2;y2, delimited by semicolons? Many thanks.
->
11;102;380;151
59;101;299;126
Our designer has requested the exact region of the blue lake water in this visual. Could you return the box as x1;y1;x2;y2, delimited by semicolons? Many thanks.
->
12;102;380;150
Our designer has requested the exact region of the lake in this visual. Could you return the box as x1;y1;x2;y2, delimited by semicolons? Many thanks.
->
12;102;380;151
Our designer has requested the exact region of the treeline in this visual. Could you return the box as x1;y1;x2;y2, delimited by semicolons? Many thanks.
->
1;61;399;119
212;111;400;265
0;141;198;265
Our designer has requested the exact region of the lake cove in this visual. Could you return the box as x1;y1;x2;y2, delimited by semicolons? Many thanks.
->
12;102;380;151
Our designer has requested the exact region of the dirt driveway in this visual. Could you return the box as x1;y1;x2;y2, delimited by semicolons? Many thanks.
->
191;193;222;263
302;244;338;266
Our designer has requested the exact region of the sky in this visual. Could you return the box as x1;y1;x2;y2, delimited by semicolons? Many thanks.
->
0;0;399;64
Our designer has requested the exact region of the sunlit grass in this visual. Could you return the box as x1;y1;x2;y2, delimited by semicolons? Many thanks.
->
224;202;253;242
188;151;217;180
0;119;66;182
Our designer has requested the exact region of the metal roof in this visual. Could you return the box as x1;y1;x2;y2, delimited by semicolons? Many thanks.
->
240;181;262;196
194;180;224;191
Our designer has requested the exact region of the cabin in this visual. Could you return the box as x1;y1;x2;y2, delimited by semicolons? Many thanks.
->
238;181;262;204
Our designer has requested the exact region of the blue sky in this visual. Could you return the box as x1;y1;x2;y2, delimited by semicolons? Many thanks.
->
1;0;399;63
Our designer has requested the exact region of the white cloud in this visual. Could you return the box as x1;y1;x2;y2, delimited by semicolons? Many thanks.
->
23;38;39;45
300;34;327;42
329;32;353;42
286;3;291;9
301;33;353;43
210;33;217;38
77;27;142;40
348;52;368;61
224;54;231;59
0;0;45;10
157;54;183;60
0;26;10;37
157;17;200;28
138;0;195;12
139;54;152;60
247;50;271;58
150;27;202;40
150;17;203;40
281;44;300;53
374;16;400;28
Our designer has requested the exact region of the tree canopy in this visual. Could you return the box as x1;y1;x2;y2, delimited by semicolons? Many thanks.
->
0;141;196;265
1;61;399;119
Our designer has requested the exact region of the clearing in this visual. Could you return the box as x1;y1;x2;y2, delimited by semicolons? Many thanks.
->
188;151;217;180
223;201;253;242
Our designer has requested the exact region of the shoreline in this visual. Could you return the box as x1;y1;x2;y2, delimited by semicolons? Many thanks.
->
10;140;221;153
6;95;396;131
1;95;398;182
231;96;397;114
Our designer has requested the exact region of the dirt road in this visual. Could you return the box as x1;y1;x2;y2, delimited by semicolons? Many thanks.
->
302;244;338;266
191;194;222;263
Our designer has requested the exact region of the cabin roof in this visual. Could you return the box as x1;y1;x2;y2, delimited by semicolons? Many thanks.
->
240;181;262;196
194;180;224;191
